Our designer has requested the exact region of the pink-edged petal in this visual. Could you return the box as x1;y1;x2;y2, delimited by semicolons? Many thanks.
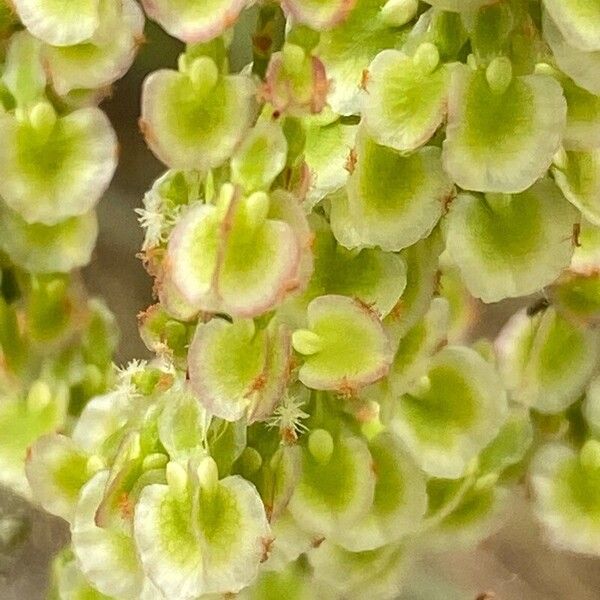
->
281;0;357;30
295;294;393;391
142;0;248;43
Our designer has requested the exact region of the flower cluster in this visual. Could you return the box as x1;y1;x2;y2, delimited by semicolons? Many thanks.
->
3;0;600;598
0;0;141;503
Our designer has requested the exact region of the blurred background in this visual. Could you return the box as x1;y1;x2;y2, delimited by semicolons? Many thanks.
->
1;15;600;600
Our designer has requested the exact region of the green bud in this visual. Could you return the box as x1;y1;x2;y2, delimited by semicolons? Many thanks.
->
240;446;263;476
380;0;418;27
197;456;219;498
486;57;513;95
308;429;334;465
292;329;323;355
142;453;169;472
413;43;440;75
166;461;188;497
245;192;270;230
29;101;57;141
188;56;219;97
26;380;52;412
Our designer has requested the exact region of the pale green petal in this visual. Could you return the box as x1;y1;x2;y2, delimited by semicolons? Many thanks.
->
376;297;450;411
383;229;444;343
438;263;478;344
542;0;600;52
544;11;600;95
51;548;113;600
552;271;600;324
72;391;131;454
333;133;452;251
562;77;600;150
231;120;288;193
196;475;271;594
188;318;267;421
531;443;600;555
0;107;117;224
316;0;410;115
141;0;247;43
304;117;357;208
282;0;356;30
45;0;144;95
134;484;205;599
217;195;301;317
166;202;221;307
190;318;291;424
238;561;315;600
362;49;450;152
14;0;100;46
309;541;409;600
497;307;600;414
288;436;375;536
285;214;406;322
329;432;427;551
443;65;566;193
478;407;533;475
158;382;209;460
0;389;67;497
25;434;89;522
392;346;508;478
431;483;508;549
553;150;600;226
261;511;312;572
444;181;576;302
2;30;46;107
0;203;98;274
72;471;145;599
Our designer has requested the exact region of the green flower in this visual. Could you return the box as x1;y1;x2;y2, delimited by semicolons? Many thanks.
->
309;541;409;599
0;203;98;273
561;75;600;150
497;307;600;414
0;104;117;225
316;0;410;115
362;46;450;152
392;345;507;478
553;149;600;226
188;318;291;422
288;432;376;536
167;186;308;317
133;458;271;597
141;55;254;170
331;132;452;252
329;432;428;551
443;63;566;193
25;433;90;522
293;294;393;392
531;442;600;555
444;180;576;303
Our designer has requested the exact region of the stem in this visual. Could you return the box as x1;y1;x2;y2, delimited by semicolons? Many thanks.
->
252;3;285;79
